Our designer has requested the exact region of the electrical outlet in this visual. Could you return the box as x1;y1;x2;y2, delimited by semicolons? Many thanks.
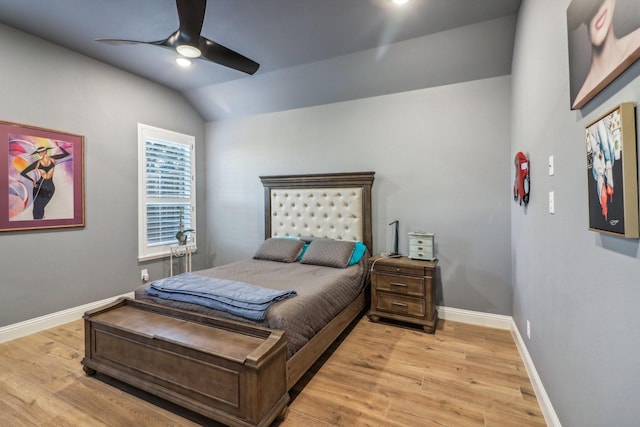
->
549;191;555;214
141;269;149;281
548;155;554;176
527;320;531;339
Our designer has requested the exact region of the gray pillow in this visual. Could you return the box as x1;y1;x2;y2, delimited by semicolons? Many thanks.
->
253;238;305;263
300;239;355;268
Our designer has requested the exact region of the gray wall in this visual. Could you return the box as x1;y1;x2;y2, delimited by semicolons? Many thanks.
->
0;24;207;326
512;1;640;425
206;76;513;315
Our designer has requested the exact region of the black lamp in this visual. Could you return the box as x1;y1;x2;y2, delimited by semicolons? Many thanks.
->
389;220;400;256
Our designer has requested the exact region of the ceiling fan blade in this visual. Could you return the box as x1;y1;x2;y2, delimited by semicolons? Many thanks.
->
97;36;170;48
96;38;148;46
200;38;260;75
176;0;206;45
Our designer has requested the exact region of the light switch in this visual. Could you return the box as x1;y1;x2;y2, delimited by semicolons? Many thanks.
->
549;191;555;214
549;155;554;176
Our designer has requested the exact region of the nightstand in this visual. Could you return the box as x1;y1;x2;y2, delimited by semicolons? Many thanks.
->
368;254;438;333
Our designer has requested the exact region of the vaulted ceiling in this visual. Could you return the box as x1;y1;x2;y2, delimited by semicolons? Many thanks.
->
0;0;521;121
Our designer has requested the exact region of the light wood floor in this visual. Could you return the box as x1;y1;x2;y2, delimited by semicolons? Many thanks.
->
0;316;546;426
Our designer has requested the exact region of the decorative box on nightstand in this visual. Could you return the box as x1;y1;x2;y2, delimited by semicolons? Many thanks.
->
368;255;438;333
408;232;435;261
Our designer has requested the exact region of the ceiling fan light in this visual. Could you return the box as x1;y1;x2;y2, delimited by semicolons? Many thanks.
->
176;44;201;58
175;57;192;67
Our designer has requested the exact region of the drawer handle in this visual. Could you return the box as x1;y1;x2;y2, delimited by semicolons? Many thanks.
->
390;282;408;287
417;240;423;244
391;302;408;307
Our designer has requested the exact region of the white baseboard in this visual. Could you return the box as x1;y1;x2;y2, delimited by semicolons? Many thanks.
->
437;305;513;329
510;318;562;427
0;292;134;344
437;305;561;427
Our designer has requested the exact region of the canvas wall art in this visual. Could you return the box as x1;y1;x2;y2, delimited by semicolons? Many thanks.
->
567;0;640;109
585;102;638;237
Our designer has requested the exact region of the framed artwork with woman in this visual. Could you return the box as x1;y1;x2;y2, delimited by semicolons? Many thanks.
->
567;0;640;109
0;121;84;232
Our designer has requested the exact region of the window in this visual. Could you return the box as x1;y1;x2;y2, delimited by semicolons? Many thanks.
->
138;124;196;261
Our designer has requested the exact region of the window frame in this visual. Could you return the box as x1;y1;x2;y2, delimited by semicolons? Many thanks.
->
137;123;196;261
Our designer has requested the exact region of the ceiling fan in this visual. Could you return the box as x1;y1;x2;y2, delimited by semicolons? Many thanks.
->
96;0;259;75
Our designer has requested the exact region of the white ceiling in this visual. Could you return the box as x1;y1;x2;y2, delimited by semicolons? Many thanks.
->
0;0;521;121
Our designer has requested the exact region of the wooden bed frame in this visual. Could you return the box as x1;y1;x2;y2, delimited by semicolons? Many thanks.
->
83;171;375;426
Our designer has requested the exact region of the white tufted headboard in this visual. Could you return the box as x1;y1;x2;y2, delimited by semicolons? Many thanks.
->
260;172;375;252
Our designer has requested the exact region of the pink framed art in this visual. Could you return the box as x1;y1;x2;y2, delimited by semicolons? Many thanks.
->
0;120;84;232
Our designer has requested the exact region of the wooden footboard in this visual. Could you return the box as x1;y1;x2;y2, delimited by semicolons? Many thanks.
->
82;298;289;427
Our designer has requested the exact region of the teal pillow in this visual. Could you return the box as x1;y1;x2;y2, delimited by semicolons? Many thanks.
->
296;243;310;261
348;241;367;265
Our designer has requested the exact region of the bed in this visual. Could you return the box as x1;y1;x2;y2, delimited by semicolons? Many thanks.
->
108;171;375;425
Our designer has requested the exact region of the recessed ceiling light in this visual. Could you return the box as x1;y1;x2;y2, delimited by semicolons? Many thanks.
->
176;44;201;58
175;57;192;67
392;0;410;4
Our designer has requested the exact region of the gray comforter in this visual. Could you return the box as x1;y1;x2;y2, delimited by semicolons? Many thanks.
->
135;258;368;357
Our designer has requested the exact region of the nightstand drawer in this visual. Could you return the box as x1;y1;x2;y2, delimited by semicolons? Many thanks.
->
374;263;426;277
373;273;425;296
408;247;434;260
376;293;425;317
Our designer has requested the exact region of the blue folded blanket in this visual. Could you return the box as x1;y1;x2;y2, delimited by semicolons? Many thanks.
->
147;273;297;321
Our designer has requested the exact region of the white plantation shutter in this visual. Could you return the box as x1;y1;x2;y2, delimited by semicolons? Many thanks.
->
138;124;196;260
146;203;192;245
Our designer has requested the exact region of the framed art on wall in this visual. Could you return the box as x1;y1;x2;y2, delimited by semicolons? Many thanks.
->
585;102;638;238
567;0;640;110
0;120;84;232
